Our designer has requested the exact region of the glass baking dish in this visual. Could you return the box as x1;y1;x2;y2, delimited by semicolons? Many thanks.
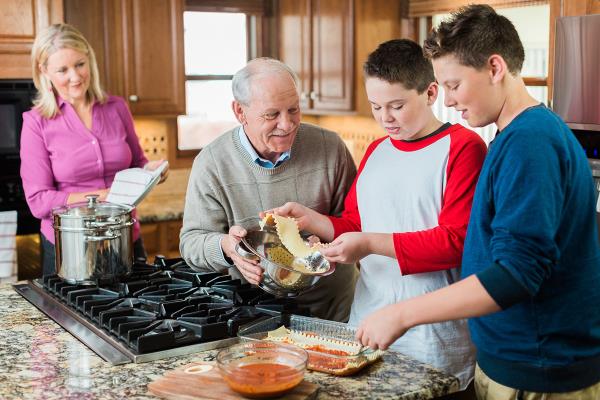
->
237;315;384;376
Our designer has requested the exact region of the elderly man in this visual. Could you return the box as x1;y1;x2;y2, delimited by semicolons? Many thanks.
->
179;57;358;321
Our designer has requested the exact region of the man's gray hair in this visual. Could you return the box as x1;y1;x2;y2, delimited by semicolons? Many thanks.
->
232;57;300;106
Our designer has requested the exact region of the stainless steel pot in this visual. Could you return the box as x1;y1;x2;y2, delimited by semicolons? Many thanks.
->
53;194;135;284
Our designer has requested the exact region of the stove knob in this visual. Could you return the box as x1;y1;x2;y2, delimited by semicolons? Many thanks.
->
154;254;167;268
135;255;147;263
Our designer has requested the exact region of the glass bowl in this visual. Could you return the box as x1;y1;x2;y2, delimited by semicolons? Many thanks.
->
216;341;308;398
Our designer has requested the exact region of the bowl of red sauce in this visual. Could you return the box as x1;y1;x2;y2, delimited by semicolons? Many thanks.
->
216;341;308;398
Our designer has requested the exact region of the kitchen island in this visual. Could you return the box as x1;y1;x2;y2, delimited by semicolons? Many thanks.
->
0;283;460;399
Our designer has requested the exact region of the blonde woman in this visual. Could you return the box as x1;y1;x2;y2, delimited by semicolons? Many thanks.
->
20;24;168;276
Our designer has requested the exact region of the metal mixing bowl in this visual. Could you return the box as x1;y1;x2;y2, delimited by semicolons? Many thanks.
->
235;229;334;297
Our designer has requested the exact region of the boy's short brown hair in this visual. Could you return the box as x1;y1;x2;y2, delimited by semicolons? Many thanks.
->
423;4;524;74
363;39;435;94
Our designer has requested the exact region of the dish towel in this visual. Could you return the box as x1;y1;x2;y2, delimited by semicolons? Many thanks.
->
0;210;18;281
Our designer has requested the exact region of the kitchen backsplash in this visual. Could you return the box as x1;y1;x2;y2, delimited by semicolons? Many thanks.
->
307;115;387;165
133;118;170;161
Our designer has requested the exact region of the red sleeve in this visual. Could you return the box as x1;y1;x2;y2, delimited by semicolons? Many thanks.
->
328;136;388;238
394;126;487;275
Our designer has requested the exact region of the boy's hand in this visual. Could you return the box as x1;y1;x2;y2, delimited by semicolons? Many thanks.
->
262;202;314;231
221;226;263;285
319;232;370;263
261;202;335;242
355;303;410;350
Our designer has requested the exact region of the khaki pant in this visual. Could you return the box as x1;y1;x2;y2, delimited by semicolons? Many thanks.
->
475;364;600;400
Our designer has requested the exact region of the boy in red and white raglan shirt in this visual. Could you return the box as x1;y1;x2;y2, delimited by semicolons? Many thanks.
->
269;39;487;389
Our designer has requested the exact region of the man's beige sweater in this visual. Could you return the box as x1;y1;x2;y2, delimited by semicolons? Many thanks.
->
180;123;358;321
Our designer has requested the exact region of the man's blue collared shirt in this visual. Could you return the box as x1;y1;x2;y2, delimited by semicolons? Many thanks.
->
219;127;292;266
238;127;290;168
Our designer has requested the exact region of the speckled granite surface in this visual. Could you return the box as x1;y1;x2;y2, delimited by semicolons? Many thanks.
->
0;283;460;399
135;168;189;223
136;196;184;223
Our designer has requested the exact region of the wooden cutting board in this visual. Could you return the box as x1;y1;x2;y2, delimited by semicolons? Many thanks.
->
148;361;319;400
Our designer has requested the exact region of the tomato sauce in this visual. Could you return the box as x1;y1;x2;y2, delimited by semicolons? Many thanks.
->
305;345;349;356
222;363;303;398
304;345;350;372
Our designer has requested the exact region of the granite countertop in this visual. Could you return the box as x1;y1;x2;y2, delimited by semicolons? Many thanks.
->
136;195;184;223
0;283;460;400
135;168;189;223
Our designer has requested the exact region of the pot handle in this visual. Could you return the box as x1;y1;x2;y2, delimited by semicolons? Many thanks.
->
84;229;122;241
85;218;133;229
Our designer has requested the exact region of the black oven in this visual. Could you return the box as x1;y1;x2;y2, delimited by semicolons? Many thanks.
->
0;79;40;234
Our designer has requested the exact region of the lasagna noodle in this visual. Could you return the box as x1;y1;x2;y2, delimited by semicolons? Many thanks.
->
271;214;313;258
265;326;384;376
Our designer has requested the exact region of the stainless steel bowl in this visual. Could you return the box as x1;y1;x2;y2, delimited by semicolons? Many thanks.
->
235;229;334;297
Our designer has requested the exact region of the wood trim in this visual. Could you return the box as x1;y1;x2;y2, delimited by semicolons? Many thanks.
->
523;77;548;86
400;14;419;41
563;0;587;15
413;17;421;41
185;75;233;80
409;0;549;17
246;14;254;59
185;0;265;14
260;0;276;57
166;117;196;168
49;0;64;23
426;16;433;39
547;0;561;104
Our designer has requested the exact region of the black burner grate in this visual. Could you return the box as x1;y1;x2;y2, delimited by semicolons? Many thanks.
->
39;257;309;354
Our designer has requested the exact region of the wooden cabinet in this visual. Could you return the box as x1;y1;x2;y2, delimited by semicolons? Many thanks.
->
119;0;185;115
140;219;183;261
562;0;600;16
64;0;185;116
278;0;354;113
0;0;63;79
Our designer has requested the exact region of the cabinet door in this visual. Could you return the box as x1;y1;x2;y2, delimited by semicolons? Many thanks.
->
121;0;185;115
64;0;122;97
278;0;311;111
0;0;63;78
311;0;353;112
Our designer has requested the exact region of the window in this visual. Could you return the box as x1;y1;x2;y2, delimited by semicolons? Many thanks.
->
427;4;551;144
177;1;272;151
496;5;549;104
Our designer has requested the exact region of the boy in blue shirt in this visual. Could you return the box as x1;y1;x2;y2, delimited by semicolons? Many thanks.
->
355;4;600;399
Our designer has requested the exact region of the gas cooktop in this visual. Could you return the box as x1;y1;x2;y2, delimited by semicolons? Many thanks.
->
13;257;308;365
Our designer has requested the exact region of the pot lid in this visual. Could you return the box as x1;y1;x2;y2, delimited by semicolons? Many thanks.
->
52;194;133;219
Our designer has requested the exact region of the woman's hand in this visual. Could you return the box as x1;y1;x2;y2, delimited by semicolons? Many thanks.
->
355;303;410;351
144;159;169;184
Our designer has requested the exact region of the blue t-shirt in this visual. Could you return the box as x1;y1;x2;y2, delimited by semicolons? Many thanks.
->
462;104;600;392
